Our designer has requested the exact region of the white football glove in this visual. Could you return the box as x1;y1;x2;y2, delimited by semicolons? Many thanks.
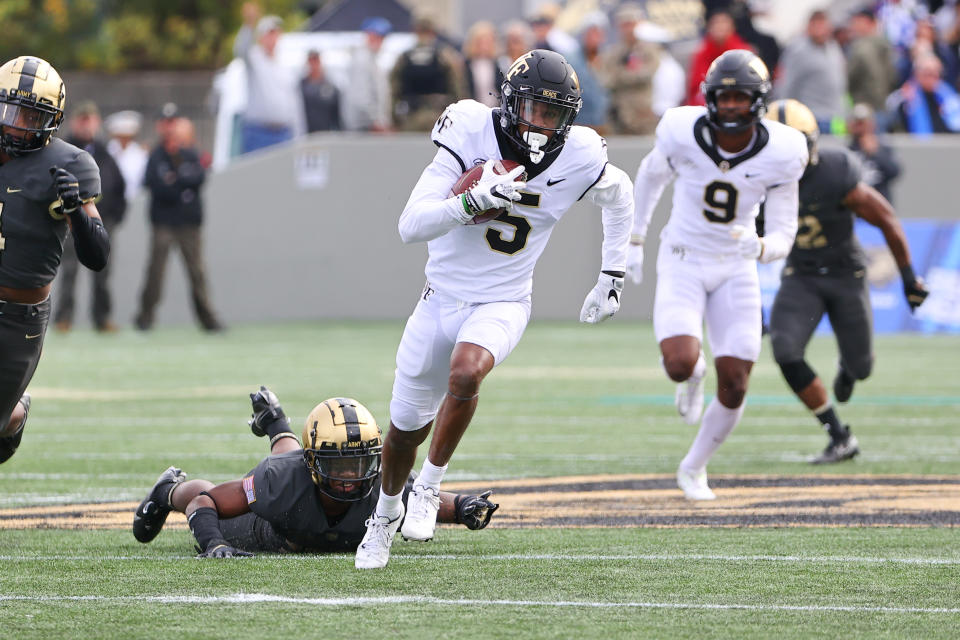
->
464;160;526;215
579;272;624;324
730;224;763;260
625;243;645;285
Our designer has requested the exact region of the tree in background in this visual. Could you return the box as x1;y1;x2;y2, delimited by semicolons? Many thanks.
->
0;0;307;70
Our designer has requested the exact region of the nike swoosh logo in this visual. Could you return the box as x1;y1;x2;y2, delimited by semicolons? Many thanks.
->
6;187;22;193
546;178;566;186
744;173;760;179
25;333;42;340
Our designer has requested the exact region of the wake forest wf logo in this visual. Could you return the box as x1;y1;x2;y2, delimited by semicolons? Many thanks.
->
505;52;534;81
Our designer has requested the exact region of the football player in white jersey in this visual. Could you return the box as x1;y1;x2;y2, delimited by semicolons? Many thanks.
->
356;49;634;569
626;49;808;500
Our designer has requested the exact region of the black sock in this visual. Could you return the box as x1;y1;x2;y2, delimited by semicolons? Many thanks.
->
815;405;847;442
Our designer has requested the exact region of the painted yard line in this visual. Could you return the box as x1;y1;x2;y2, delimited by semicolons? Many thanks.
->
0;593;957;614
0;553;956;566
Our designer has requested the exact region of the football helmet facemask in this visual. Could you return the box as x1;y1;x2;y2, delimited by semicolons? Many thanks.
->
302;397;382;502
0;56;65;156
766;98;820;165
701;49;771;134
500;49;582;164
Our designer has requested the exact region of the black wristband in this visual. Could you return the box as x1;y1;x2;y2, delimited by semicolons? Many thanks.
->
68;209;110;271
602;270;625;278
187;507;226;551
453;494;463;524
260;408;292;439
899;264;916;284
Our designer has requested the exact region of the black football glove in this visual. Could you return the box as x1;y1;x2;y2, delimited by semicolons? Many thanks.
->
455;490;499;530
900;266;930;312
248;385;287;437
196;543;253;558
50;166;82;213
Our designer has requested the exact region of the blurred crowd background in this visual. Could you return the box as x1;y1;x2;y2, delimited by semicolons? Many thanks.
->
7;0;957;169
6;0;958;331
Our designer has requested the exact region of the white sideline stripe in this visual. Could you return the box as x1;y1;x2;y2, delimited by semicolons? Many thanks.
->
0;593;957;614
0;553;956;566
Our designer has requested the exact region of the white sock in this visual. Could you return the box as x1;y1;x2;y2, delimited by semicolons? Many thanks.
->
417;458;448;489
680;397;745;472
375;488;403;520
691;351;707;380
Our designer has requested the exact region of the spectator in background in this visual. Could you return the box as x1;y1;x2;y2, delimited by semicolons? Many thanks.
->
847;103;902;203
600;2;663;134
463;21;503;108
499;20;535;72
233;3;303;153
390;13;464;132
642;20;687;118
528;2;581;61
705;0;781;74
341;17;392;133
685;9;750;105
574;12;612;132
886;52;960;133
778;10;847;134
911;17;960;88
105;110;148;203
846;9;899;119
54;101;126;334
301;50;342;133
135;117;224;332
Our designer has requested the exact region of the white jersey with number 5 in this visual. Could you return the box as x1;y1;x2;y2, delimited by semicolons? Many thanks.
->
398;99;634;303
633;106;808;260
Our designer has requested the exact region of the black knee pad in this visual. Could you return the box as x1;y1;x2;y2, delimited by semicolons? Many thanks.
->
778;360;817;394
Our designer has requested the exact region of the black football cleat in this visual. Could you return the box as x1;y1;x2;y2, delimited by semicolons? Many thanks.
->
133;466;187;543
0;393;30;464
809;432;860;464
833;366;856;403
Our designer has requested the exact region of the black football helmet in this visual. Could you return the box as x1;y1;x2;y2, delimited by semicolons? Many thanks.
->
302;397;382;502
701;49;771;134
0;56;65;156
499;49;582;164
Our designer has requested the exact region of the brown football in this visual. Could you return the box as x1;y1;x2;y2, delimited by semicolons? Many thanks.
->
450;159;525;224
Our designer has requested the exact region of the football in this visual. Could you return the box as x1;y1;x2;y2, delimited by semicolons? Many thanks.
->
450;159;525;224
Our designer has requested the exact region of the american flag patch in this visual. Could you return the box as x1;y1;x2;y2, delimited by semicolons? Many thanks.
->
242;475;256;504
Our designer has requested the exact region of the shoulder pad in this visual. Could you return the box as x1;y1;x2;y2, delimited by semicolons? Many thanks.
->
431;100;493;169
655;106;706;150
565;125;609;172
44;139;102;201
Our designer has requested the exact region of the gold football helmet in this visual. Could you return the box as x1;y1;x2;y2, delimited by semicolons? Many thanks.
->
766;99;819;165
302;398;382;501
0;56;66;155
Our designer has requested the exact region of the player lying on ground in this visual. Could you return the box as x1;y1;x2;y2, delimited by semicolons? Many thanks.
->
132;388;498;557
764;99;929;464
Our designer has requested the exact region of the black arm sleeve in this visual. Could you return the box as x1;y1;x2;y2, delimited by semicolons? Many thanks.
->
68;209;110;271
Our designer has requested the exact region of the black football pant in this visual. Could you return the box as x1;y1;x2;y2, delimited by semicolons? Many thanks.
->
219;512;292;553
0;298;49;429
769;270;874;381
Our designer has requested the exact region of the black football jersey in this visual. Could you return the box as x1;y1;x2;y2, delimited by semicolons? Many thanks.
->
245;451;413;552
786;147;866;273
0;138;101;288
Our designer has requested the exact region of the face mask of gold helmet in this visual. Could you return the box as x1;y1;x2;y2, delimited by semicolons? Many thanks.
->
302;398;383;502
765;98;820;166
0;55;66;156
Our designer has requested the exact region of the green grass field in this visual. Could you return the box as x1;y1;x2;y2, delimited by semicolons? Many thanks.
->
1;322;958;639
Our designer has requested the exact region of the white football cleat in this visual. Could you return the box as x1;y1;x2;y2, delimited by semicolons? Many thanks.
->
400;483;441;541
677;466;716;501
355;503;404;570
675;373;705;425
